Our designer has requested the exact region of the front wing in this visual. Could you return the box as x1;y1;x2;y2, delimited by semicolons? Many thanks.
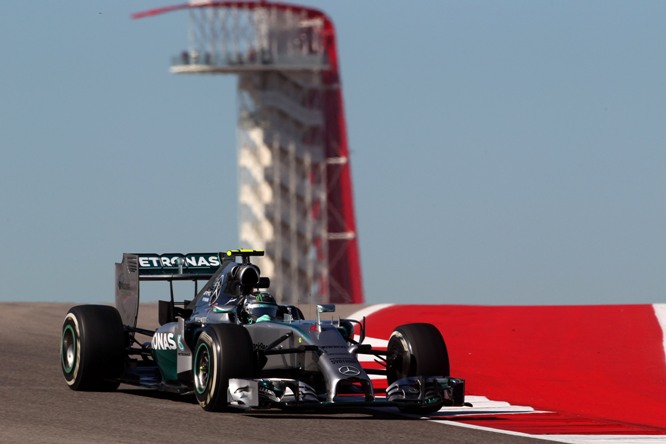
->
227;376;465;410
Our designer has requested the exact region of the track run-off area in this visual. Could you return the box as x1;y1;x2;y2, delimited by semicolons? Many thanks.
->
350;303;666;443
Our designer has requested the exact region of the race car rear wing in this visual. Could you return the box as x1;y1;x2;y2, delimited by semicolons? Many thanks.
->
115;253;224;328
133;253;223;280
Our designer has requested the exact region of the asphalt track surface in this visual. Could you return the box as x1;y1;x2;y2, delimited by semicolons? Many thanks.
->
0;302;554;444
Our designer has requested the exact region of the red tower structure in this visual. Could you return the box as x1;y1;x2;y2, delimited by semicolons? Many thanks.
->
134;2;363;304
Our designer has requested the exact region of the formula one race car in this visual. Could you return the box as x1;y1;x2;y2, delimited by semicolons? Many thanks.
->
60;250;464;413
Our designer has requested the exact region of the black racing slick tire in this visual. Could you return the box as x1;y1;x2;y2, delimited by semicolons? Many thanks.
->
61;305;125;391
193;324;257;411
386;323;450;383
386;323;451;414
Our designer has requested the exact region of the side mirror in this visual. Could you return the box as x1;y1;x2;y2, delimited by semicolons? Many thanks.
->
317;304;336;313
316;304;336;329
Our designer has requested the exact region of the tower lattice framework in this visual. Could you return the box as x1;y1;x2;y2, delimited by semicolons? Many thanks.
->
135;1;363;304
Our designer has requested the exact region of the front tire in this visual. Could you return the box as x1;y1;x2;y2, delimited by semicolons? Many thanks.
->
193;324;257;411
386;323;450;414
386;323;450;383
61;305;125;391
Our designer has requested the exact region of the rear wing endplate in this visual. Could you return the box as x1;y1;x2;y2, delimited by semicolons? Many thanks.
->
115;253;223;327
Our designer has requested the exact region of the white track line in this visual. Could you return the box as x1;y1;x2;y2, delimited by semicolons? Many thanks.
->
424;396;547;440
545;436;666;444
653;304;666;365
436;419;666;444
434;395;544;416
429;397;666;444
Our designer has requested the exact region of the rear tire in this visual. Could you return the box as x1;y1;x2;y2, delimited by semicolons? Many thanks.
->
61;305;125;391
386;323;450;414
193;324;257;411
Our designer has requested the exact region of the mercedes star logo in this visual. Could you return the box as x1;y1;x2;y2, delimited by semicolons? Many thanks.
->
338;365;360;376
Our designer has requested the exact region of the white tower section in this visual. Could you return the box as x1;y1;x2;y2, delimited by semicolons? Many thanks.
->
237;70;327;303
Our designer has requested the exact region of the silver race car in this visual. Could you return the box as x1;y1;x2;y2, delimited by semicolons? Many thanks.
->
61;250;464;413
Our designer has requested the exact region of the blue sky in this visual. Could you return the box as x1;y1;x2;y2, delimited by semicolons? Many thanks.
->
1;1;665;305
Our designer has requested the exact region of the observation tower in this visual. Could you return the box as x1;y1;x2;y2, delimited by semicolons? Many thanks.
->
134;2;363;304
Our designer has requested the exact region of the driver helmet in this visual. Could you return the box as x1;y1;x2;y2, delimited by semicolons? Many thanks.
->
244;292;278;323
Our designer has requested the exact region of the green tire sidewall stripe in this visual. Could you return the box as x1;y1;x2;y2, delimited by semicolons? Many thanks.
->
194;342;210;395
61;323;76;374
